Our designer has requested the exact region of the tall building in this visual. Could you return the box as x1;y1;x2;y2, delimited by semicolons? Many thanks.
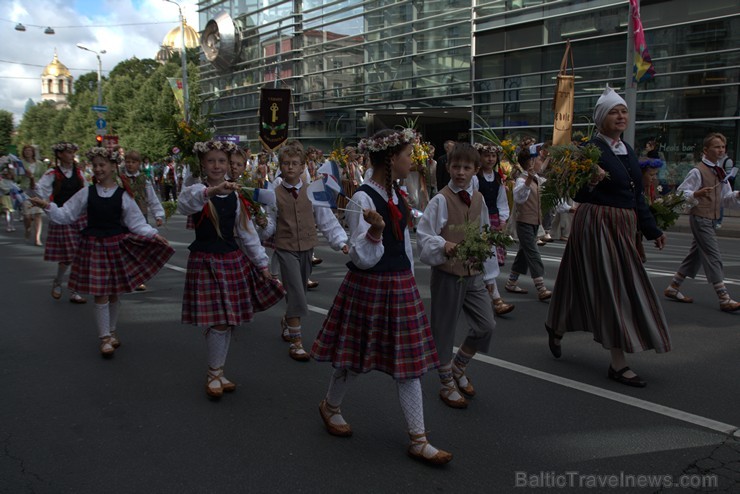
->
41;51;73;107
197;0;739;187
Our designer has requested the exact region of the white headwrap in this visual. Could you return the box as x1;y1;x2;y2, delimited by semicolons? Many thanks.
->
593;85;628;130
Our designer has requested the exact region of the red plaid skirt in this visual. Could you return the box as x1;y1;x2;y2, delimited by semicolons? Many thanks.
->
68;233;174;295
182;250;282;327
185;215;194;230
262;235;276;250
43;217;86;263
244;258;285;312
489;213;507;266
311;269;439;380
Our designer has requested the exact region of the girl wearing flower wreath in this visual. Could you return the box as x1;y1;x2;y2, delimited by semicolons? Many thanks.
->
34;142;88;304
18;145;46;245
311;128;451;466
178;140;284;399
474;142;514;315
30;147;174;356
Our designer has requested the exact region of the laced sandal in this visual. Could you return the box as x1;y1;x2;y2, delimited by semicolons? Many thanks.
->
452;370;475;397
206;368;224;398
407;433;452;465
537;289;552;301
505;283;528;294
289;339;311;362
719;299;740;312
318;399;352;437
51;280;62;300
219;372;236;392
664;287;693;304
280;316;290;342
439;380;467;409
69;292;87;304
99;336;115;357
110;331;121;349
492;298;515;315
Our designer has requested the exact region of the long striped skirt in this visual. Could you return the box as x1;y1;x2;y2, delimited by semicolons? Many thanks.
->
546;203;671;353
311;269;439;380
44;217;86;263
489;213;507;266
69;233;174;296
182;250;282;327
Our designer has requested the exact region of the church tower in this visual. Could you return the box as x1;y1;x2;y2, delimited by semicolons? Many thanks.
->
41;50;73;107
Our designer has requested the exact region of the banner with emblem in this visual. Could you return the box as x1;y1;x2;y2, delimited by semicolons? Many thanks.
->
552;41;575;146
167;78;185;116
259;88;291;151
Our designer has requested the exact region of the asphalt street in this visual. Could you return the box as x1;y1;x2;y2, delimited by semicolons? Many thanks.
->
1;215;739;494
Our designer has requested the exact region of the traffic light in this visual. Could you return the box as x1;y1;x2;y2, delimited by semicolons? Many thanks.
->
95;134;103;146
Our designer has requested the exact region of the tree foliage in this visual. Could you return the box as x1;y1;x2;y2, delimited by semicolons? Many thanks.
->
0;110;13;151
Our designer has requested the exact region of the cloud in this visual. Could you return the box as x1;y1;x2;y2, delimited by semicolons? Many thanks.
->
0;0;199;125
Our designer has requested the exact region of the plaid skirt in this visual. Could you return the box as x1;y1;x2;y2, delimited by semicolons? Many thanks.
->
546;203;671;353
69;233;174;296
182;249;279;327
185;215;194;230
311;269;439;380
244;258;285;312
44;217;86;263
489;213;507;266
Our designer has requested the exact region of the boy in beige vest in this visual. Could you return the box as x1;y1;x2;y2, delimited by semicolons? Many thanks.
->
665;133;740;312
418;143;498;409
264;141;349;360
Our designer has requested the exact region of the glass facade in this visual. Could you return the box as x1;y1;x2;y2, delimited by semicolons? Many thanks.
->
197;0;739;186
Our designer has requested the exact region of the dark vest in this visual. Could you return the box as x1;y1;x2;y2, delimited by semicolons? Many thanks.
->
82;185;128;238
53;168;83;207
477;173;501;215
189;193;239;254
347;184;411;273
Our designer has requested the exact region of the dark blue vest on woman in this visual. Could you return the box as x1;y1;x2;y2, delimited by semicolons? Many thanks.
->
477;173;501;215
82;185;128;237
347;184;411;272
189;192;239;254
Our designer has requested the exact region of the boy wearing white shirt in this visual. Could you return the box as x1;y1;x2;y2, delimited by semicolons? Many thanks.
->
418;143;498;410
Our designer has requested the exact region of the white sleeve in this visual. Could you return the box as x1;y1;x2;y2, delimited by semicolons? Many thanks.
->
513;176;531;204
235;207;269;268
314;206;348;250
721;185;740;209
262;203;277;240
145;181;165;220
417;195;449;267
177;184;208;215
122;193;158;237
496;185;510;222
676;169;702;199
347;191;384;270
479;201;500;283
35;171;56;199
45;187;88;225
555;199;572;214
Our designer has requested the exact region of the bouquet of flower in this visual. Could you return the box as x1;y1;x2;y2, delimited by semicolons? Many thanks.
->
541;143;603;213
451;222;514;276
649;189;687;230
162;200;178;221
329;148;348;169
474;116;525;176
412;141;432;175
170;119;213;177
232;172;268;223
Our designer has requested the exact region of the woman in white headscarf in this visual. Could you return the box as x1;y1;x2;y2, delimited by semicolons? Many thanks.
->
545;86;670;388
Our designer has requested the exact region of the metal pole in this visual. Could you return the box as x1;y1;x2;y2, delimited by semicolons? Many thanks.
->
624;0;637;147
180;8;190;123
96;54;102;107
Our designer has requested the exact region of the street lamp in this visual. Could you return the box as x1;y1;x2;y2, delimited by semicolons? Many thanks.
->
163;0;190;123
76;43;106;106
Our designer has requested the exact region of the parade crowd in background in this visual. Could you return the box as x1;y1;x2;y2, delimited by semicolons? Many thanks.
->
2;88;740;466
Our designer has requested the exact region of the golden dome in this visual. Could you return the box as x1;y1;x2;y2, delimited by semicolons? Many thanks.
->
42;52;71;78
162;19;199;51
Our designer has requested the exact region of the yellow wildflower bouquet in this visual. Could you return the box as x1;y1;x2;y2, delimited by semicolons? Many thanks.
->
451;221;514;275
474;117;526;176
162;200;178;221
541;143;602;213
412;141;431;175
649;189;687;230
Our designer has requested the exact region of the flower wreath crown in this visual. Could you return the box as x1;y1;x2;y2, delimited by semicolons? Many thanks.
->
474;142;503;154
358;128;418;154
86;146;122;163
193;140;238;155
638;157;665;169
51;142;79;153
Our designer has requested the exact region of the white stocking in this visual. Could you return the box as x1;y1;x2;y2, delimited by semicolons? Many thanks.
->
324;369;358;427
206;327;231;370
109;300;121;334
397;379;441;458
95;303;110;339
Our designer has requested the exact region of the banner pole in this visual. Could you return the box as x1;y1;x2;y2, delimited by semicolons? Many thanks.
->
624;0;637;147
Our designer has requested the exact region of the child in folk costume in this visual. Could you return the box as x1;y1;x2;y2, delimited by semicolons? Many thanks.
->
311;129;451;466
665;133;740;312
0;164;17;231
505;149;552;301
263;140;348;362
35;142;88;304
30;147;174;356
178;140;284;399
474;142;514;316
19;145;46;245
417;143;498;410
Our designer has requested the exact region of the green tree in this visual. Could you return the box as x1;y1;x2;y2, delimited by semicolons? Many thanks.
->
0;110;13;151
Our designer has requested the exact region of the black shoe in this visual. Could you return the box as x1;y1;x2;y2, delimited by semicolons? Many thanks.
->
608;366;646;388
307;280;319;290
545;325;561;359
311;256;323;266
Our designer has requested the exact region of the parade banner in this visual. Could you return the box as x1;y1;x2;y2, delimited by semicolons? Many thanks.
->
167;78;185;115
630;0;656;83
259;88;290;151
552;41;575;146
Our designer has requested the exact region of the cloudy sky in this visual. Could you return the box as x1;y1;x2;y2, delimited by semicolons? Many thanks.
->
1;0;200;125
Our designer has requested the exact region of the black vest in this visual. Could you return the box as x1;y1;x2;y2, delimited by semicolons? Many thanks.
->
477;173;501;215
347;184;411;273
53;168;83;207
82;185;129;238
189;193;238;254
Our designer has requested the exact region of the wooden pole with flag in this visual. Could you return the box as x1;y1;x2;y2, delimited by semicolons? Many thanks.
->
624;0;637;147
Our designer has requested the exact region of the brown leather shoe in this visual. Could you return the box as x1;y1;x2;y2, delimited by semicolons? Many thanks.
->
319;399;352;437
664;288;693;303
99;337;115;357
492;298;515;315
538;289;552;301
307;280;319;290
289;339;311;362
439;382;467;409
407;433;453;465
720;300;740;312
